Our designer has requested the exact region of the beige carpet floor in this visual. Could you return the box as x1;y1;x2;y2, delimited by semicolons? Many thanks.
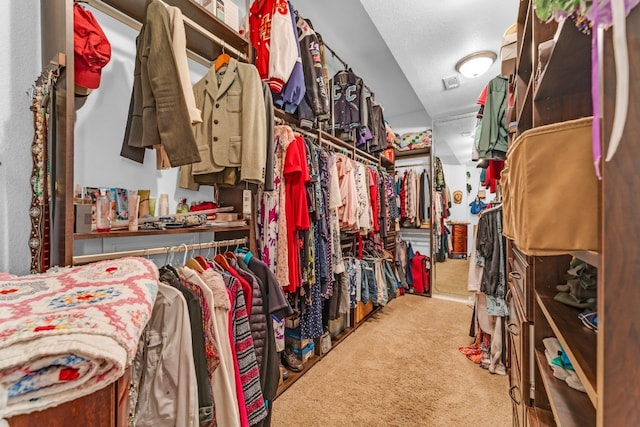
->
271;295;511;426
433;258;472;300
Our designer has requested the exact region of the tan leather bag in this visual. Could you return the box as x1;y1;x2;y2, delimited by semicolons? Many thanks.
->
502;117;599;255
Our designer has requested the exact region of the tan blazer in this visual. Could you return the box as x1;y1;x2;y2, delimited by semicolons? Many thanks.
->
121;0;201;167
180;59;267;188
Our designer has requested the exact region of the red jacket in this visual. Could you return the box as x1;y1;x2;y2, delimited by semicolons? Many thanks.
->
249;0;298;92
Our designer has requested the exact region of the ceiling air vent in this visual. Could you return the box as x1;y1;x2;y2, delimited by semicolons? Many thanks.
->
442;75;460;90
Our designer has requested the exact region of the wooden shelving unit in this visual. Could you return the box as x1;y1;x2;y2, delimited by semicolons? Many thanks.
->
94;0;249;60
533;20;591;101
527;406;556;427
535;289;597;404
508;3;640;426
535;350;595;427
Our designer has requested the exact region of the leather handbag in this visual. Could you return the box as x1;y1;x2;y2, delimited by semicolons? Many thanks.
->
502;117;599;255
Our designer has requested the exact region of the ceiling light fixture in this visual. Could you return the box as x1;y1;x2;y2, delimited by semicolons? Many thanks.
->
455;51;497;78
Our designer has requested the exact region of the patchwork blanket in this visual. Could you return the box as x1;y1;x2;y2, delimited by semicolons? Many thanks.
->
0;257;158;419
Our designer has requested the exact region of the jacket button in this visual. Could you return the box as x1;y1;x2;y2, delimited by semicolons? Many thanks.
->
214;120;219;125
215;103;220;108
213;137;218;142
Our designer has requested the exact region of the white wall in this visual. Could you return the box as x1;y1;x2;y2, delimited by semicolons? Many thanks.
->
0;3;246;274
442;164;467;222
441;162;497;255
75;6;214;212
0;2;41;275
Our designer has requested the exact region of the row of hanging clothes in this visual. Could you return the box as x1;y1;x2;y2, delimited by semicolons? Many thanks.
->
464;204;508;376
256;124;400;341
249;0;395;155
130;244;292;427
395;167;431;229
433;156;452;262
395;239;431;295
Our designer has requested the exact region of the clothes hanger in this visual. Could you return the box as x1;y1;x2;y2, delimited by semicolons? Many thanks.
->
214;253;232;271
214;46;230;72
181;243;190;266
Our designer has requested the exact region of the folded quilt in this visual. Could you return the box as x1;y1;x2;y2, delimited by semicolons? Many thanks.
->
0;257;158;419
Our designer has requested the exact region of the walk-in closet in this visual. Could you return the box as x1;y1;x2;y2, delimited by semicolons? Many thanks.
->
1;0;638;426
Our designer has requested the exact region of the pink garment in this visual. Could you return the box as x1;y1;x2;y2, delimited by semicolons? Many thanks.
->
274;125;296;288
336;154;358;228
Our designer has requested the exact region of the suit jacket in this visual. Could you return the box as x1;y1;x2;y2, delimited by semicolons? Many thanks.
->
121;0;200;167
179;58;267;188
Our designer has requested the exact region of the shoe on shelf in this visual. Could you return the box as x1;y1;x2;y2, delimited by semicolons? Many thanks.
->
282;348;303;372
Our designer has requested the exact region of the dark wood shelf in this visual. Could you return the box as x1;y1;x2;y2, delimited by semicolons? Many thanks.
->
74;224;250;240
379;154;394;168
99;0;249;61
394;147;431;158
517;3;533;83
535;350;595;427
517;0;529;25
535;289;597;404
517;79;533;132
570;251;600;269
527;406;556;427
534;20;591;101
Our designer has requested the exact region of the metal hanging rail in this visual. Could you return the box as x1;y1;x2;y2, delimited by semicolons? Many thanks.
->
72;237;248;265
395;161;431;169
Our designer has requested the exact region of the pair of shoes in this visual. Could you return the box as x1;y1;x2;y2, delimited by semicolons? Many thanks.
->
282;348;303;372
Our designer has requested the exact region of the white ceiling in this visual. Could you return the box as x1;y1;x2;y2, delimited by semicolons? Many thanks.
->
293;0;518;165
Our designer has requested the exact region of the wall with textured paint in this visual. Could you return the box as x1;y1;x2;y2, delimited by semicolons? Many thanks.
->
0;2;41;274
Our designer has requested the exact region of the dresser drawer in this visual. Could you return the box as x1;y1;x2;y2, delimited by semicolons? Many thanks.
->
507;284;525;373
508;339;527;427
507;283;530;411
509;252;532;321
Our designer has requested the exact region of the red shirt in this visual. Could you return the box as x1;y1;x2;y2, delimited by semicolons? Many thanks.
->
283;135;310;292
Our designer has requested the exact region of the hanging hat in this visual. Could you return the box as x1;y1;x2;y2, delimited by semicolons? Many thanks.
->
453;190;463;204
74;3;111;93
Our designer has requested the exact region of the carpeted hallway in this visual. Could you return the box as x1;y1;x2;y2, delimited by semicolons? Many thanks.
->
433;258;471;299
271;295;511;426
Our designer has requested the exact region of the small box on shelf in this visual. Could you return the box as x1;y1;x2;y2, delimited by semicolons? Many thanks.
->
291;341;315;362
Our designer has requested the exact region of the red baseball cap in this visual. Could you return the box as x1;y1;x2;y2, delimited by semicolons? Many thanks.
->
74;4;111;90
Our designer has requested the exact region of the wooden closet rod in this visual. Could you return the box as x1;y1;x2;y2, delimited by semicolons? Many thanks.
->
86;0;247;68
72;237;248;265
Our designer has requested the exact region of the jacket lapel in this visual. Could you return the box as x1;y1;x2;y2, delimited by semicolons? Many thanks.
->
215;58;238;100
204;66;219;101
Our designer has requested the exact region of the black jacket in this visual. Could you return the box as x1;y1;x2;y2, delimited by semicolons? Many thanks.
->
331;69;366;132
296;16;330;127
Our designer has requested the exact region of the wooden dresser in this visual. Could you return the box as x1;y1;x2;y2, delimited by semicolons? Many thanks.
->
450;223;468;259
8;371;130;427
